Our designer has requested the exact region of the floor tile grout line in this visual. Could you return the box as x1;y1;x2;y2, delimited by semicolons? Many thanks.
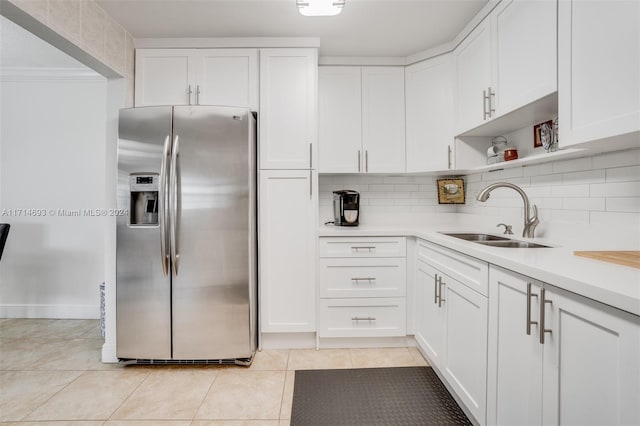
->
277;365;290;421
191;364;222;422
15;368;87;422
105;368;151;421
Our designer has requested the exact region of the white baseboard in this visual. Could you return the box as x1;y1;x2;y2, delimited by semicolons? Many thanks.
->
260;332;317;350
0;304;100;319
101;341;118;363
319;336;417;349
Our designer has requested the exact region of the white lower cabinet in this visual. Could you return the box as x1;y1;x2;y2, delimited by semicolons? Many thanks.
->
318;237;406;339
488;265;640;426
259;170;316;333
414;239;488;424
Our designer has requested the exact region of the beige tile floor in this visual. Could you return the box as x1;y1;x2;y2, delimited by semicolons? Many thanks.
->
0;319;428;425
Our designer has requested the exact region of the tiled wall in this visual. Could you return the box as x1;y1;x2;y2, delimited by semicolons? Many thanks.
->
320;148;640;230
319;175;457;223
460;148;640;230
8;0;135;105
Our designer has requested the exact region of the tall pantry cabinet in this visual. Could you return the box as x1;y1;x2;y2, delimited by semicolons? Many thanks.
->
258;49;318;334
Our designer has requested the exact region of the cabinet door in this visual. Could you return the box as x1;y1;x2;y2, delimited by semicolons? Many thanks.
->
405;55;454;172
318;67;362;173
455;19;492;134
259;49;317;170
542;286;640;426
492;0;557;116
361;67;406;173
487;266;543;426
441;274;488;424
135;49;192;106
259;170;316;332
558;0;640;147
414;260;446;369
192;49;258;110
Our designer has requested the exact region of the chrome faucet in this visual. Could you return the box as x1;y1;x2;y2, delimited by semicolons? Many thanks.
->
476;182;539;238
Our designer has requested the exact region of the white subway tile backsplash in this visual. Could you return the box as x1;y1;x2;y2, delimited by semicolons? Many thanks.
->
592;149;640;169
550;209;590;224
550;184;590;198
606;197;640;213
320;148;640;229
561;169;605;184
590;182;640;198
552;157;592;174
562;197;605;211
606;165;640;183
590;211;640;229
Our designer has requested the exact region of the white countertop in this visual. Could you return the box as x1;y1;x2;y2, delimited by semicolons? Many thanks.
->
318;224;640;317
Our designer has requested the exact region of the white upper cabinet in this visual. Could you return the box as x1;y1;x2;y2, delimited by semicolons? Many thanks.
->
491;0;557;116
318;67;362;173
455;0;557;135
361;67;406;173
135;49;258;109
318;66;405;173
135;49;192;106
259;48;317;170
191;49;258;110
558;0;640;148
405;54;454;172
455;19;493;134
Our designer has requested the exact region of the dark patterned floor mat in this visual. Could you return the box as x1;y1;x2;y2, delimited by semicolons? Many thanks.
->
291;366;472;426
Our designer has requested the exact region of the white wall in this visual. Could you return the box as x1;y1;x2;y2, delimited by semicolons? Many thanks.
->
0;75;108;318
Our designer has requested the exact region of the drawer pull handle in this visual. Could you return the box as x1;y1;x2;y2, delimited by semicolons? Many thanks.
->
351;246;376;252
351;277;376;283
351;316;376;322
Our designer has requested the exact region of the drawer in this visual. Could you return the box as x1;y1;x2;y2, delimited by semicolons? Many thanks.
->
319;258;406;298
416;239;489;296
318;298;406;337
319;236;406;258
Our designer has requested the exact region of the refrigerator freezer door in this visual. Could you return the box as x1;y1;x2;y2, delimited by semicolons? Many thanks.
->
171;106;256;360
117;106;173;360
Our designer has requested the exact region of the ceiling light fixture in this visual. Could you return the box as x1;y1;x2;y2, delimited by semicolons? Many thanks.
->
296;0;345;17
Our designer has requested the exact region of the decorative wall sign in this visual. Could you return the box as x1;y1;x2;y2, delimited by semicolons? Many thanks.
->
534;120;554;148
437;178;465;204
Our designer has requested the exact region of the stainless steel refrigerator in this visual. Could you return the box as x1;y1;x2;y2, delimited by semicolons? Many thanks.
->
116;105;257;364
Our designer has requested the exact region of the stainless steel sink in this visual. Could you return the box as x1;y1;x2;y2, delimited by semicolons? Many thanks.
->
474;240;551;249
440;232;551;248
441;233;510;242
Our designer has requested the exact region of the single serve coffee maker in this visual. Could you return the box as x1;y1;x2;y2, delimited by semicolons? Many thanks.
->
333;190;360;226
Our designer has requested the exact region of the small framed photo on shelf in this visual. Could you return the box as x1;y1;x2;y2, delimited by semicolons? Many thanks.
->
534;120;554;148
437;178;465;204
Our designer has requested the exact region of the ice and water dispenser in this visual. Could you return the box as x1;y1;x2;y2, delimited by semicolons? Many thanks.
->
129;173;159;226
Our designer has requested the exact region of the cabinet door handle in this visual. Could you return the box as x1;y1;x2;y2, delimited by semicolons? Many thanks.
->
447;145;452;169
309;143;313;169
309;170;312;198
365;150;369;172
488;86;495;118
434;273;439;304
358;150;361;172
195;84;201;105
483;89;489;120
352;316;376;322
438;276;446;307
187;84;193;105
526;282;539;335
539;288;553;344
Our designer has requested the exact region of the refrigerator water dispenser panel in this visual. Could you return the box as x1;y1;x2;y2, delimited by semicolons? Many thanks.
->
129;173;159;226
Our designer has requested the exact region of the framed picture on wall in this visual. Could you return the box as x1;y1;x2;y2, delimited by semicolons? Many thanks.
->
437;178;465;204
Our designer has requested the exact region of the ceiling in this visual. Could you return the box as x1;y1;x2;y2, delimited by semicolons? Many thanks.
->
0;15;97;72
96;0;488;57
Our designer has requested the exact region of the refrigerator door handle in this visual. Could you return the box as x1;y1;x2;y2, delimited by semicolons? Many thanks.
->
170;134;180;275
159;134;171;276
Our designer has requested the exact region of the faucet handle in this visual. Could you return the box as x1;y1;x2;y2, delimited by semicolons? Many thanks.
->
497;223;513;235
